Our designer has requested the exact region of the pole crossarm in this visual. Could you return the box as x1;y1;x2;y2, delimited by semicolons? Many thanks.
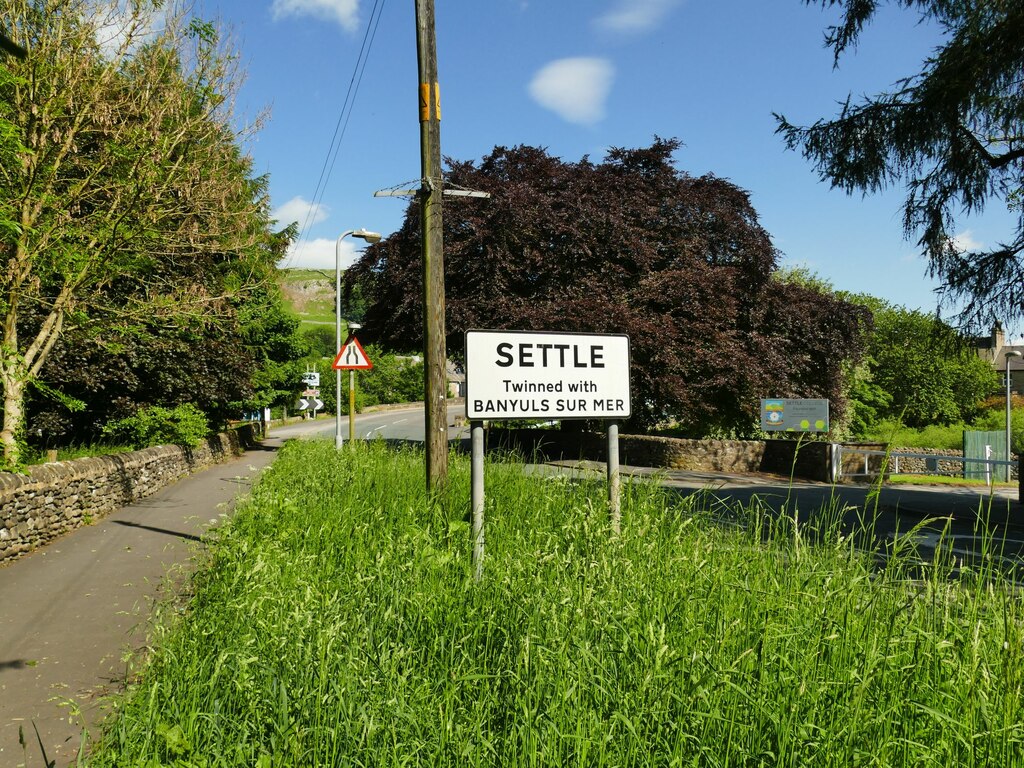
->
374;179;421;198
373;180;490;199
444;187;490;199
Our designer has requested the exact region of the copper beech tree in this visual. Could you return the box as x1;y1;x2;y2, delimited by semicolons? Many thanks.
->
347;140;870;434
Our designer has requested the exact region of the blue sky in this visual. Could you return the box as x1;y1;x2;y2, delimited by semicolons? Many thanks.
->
199;0;1015;317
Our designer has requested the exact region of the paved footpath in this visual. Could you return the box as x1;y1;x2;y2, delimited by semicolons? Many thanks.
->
0;422;323;768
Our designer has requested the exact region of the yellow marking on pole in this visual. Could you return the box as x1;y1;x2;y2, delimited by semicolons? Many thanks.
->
433;82;441;121
419;83;430;121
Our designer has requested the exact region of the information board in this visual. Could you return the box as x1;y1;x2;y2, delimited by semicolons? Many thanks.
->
760;398;830;432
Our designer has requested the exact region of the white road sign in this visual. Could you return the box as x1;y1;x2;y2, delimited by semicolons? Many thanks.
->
465;330;631;420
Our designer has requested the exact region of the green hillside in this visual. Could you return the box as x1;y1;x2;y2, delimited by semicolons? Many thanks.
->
277;268;336;329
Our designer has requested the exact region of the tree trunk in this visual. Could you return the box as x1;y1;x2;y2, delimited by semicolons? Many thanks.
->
0;369;26;467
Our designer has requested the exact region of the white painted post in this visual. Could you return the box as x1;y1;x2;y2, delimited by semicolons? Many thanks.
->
829;443;841;484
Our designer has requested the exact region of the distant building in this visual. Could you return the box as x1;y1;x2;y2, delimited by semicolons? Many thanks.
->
973;322;1024;394
396;355;465;398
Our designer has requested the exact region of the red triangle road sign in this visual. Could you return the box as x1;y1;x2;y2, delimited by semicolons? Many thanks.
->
333;336;373;370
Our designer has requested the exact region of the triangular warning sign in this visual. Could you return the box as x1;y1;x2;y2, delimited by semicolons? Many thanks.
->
332;336;373;370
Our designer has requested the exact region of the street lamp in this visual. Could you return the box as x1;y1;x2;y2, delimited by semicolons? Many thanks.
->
335;229;381;449
1006;350;1022;482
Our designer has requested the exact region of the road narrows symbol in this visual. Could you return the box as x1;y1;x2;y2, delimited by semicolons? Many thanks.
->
333;337;373;370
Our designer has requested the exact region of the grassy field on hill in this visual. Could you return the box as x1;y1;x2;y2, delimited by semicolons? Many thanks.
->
87;441;1024;766
277;269;336;328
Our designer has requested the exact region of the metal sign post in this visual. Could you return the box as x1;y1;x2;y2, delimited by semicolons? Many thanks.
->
607;420;621;535
349;370;357;448
465;329;631;580
470;420;485;581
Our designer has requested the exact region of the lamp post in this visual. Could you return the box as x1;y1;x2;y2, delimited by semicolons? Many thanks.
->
1006;350;1022;482
335;229;381;450
347;322;362;448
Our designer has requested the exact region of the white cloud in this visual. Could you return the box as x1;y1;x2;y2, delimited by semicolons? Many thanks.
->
278;237;366;270
594;0;683;34
271;0;360;32
91;2;168;57
528;58;615;126
272;196;329;228
951;230;984;253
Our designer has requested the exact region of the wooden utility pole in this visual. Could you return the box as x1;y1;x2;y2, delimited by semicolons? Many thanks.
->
415;0;448;490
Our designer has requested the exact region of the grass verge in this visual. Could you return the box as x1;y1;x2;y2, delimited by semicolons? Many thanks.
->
86;440;1024;766
886;473;1017;488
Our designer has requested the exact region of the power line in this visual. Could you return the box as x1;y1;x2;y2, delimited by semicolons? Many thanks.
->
290;0;387;263
322;4;385;202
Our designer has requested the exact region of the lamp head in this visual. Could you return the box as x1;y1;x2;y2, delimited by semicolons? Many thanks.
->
352;228;382;244
348;321;363;332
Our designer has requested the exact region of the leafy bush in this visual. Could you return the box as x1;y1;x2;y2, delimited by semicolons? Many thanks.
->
970;406;1024;454
842;299;999;429
300;325;337;359
858;419;966;450
101;404;209;449
359;345;424;405
859;407;1024;454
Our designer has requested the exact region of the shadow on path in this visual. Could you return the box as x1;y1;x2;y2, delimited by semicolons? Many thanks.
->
111;520;202;543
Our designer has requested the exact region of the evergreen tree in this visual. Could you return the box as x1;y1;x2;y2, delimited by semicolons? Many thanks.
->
776;0;1024;329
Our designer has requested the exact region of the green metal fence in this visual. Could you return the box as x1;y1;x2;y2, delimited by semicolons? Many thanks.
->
963;430;1007;482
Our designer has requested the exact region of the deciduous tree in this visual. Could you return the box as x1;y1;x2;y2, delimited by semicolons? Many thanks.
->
0;0;283;464
347;140;869;434
845;297;998;428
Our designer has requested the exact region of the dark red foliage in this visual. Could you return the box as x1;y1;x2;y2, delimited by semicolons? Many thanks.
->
346;139;868;433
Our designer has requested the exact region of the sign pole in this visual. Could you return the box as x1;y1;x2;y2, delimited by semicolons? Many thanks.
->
471;420;485;581
607;420;621;535
349;369;357;449
333;338;373;448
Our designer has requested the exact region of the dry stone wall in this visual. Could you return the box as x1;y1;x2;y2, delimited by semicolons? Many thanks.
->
487;429;836;482
0;426;256;564
888;447;967;476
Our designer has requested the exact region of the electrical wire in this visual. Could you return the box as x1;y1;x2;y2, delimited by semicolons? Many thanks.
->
289;0;388;263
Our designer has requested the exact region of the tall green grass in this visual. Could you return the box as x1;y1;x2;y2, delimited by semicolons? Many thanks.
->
86;440;1024;767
